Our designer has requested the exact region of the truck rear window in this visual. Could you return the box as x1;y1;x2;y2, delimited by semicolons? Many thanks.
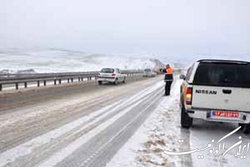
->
100;68;114;73
193;63;250;88
144;69;151;72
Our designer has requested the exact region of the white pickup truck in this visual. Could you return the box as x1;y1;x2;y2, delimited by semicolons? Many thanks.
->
97;68;126;85
180;59;250;133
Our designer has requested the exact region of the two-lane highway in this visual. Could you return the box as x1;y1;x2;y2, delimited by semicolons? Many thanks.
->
0;75;168;167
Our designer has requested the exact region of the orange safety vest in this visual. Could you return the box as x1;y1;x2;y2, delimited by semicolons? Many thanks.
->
166;67;173;74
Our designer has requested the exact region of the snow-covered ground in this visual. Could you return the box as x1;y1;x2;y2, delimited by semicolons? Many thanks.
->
106;79;250;167
106;79;184;167
0;48;165;73
0;76;166;167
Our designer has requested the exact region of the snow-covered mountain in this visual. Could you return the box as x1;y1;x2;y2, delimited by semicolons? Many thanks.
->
0;48;165;73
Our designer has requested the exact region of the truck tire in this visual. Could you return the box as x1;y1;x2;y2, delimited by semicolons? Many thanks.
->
181;106;193;128
241;123;250;134
114;79;118;85
98;81;102;85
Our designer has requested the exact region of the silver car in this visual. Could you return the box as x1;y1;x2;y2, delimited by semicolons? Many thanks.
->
143;68;156;77
98;68;126;85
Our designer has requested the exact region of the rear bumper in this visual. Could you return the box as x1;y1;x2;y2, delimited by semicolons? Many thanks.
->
186;108;250;124
97;77;116;82
143;74;155;77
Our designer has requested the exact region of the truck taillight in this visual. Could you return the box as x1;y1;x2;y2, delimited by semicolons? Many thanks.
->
186;87;193;105
112;73;116;76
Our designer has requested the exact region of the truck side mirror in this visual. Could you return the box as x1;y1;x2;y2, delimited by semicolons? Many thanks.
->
180;74;186;80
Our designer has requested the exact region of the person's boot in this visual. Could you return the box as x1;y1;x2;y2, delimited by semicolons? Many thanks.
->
165;90;170;96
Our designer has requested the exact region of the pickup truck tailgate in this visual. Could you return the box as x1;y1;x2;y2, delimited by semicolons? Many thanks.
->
192;86;250;112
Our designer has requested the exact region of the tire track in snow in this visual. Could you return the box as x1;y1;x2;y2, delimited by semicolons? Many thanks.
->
36;81;165;167
0;81;164;167
78;87;164;167
0;77;159;153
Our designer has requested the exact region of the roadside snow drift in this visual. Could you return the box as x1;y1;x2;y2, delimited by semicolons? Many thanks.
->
0;49;164;73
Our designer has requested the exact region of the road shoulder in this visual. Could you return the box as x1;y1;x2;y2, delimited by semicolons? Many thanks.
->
106;79;192;167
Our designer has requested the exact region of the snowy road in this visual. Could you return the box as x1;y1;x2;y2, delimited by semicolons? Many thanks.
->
1;75;250;167
107;79;250;167
0;75;166;167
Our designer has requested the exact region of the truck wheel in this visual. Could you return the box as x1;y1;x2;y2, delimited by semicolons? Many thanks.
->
98;81;102;85
114;79;118;85
181;106;193;128
241;124;250;134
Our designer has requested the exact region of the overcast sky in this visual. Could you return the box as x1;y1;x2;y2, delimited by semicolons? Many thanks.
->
0;0;250;61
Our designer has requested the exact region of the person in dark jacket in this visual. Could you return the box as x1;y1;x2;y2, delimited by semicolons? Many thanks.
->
163;64;173;95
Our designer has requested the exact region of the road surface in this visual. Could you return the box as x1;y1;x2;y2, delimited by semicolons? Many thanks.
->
1;75;250;167
106;80;250;167
0;75;166;167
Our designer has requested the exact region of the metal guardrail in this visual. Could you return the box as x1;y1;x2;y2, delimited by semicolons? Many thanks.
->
0;70;143;91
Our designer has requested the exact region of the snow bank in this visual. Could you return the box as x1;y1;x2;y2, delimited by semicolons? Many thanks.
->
0;48;164;73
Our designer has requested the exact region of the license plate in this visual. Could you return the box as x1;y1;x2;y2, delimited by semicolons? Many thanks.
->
211;110;239;118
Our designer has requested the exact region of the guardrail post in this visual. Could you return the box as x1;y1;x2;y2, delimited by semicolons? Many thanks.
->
24;82;27;88
67;78;70;83
15;83;18;90
54;80;57;85
37;81;40;87
44;80;46;86
71;78;73;82
59;79;61;84
0;84;2;91
78;77;80;82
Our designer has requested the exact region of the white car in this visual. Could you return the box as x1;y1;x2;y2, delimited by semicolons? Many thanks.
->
180;59;250;133
98;68;126;85
143;68;156;77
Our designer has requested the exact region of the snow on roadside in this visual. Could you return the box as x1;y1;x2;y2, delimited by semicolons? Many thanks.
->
0;49;164;73
106;79;184;167
107;77;250;167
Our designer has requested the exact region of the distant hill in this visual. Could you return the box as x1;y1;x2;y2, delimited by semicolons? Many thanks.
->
0;48;165;73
